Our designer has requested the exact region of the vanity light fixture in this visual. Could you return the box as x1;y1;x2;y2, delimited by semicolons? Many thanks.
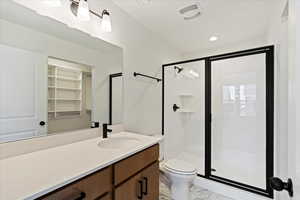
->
101;10;112;32
77;0;90;21
42;0;62;7
70;0;112;32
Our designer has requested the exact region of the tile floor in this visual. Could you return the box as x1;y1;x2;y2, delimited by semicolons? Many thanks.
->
159;181;234;200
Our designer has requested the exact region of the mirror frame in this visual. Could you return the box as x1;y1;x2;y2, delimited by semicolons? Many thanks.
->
109;72;123;125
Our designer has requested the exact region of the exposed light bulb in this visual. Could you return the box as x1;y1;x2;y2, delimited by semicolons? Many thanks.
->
101;10;112;32
209;36;218;42
43;0;62;7
77;0;90;21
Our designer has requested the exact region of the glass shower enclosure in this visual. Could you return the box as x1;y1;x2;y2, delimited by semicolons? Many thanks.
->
162;46;274;198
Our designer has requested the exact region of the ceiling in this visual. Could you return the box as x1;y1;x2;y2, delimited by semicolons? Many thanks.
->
112;0;275;53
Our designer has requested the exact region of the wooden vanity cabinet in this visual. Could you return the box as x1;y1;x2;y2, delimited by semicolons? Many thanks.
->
114;162;159;200
37;144;159;200
140;162;159;200
114;145;159;200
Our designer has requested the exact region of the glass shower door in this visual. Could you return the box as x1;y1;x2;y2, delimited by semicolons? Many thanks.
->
210;53;268;190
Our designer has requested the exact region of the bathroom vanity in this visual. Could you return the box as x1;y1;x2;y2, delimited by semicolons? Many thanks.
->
39;145;159;200
0;132;161;200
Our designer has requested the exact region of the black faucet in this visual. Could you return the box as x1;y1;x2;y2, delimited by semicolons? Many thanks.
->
102;123;112;138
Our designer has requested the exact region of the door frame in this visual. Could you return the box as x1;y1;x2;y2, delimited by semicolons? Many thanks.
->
162;46;274;198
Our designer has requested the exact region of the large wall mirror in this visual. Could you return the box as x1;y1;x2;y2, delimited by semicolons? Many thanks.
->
0;0;123;143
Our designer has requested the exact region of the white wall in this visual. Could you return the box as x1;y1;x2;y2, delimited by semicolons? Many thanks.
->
8;0;181;136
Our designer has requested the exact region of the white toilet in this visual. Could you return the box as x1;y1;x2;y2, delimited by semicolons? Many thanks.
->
160;159;196;200
154;134;197;200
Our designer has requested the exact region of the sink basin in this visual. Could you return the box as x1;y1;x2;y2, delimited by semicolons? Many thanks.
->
98;136;140;149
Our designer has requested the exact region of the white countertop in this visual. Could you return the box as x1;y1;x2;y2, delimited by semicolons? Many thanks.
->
0;132;161;200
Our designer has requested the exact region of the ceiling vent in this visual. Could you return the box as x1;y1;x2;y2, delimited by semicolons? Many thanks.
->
179;3;202;20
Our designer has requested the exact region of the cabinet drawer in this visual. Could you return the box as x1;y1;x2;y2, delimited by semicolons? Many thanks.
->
38;166;112;200
114;144;159;185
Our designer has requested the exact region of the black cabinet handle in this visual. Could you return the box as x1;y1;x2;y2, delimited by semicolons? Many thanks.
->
137;180;143;199
39;121;46;126
74;192;86;200
142;177;148;195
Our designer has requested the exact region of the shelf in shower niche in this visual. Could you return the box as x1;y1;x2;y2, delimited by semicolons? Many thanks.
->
178;94;194;97
178;109;195;113
48;98;81;101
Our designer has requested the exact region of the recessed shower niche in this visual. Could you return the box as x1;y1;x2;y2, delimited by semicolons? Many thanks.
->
176;94;196;113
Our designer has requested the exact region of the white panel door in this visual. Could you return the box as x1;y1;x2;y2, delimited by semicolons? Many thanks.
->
0;44;47;142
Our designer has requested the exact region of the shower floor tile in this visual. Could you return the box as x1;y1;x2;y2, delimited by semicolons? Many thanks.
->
159;181;234;200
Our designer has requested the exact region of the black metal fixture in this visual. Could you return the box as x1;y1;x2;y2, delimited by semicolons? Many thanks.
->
70;0;112;32
109;73;123;125
269;177;293;197
173;104;180;112
133;72;162;82
102;123;112;138
39;121;46;126
174;66;183;73
91;121;99;128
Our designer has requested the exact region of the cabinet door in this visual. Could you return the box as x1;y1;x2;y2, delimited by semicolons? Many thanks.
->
95;193;112;200
141;162;159;200
115;173;143;200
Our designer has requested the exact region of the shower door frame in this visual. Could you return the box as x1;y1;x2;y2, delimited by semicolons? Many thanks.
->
162;46;274;198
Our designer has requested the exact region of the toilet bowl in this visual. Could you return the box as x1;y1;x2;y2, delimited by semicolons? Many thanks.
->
160;159;196;200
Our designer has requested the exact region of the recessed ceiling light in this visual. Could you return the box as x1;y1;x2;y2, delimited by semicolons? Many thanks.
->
209;36;218;42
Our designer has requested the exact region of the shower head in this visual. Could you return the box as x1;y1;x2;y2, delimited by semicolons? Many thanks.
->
174;66;183;74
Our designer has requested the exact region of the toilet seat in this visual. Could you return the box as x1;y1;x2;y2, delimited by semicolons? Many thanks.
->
164;159;196;175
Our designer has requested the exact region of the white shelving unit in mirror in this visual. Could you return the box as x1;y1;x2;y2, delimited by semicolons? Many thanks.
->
48;64;83;119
